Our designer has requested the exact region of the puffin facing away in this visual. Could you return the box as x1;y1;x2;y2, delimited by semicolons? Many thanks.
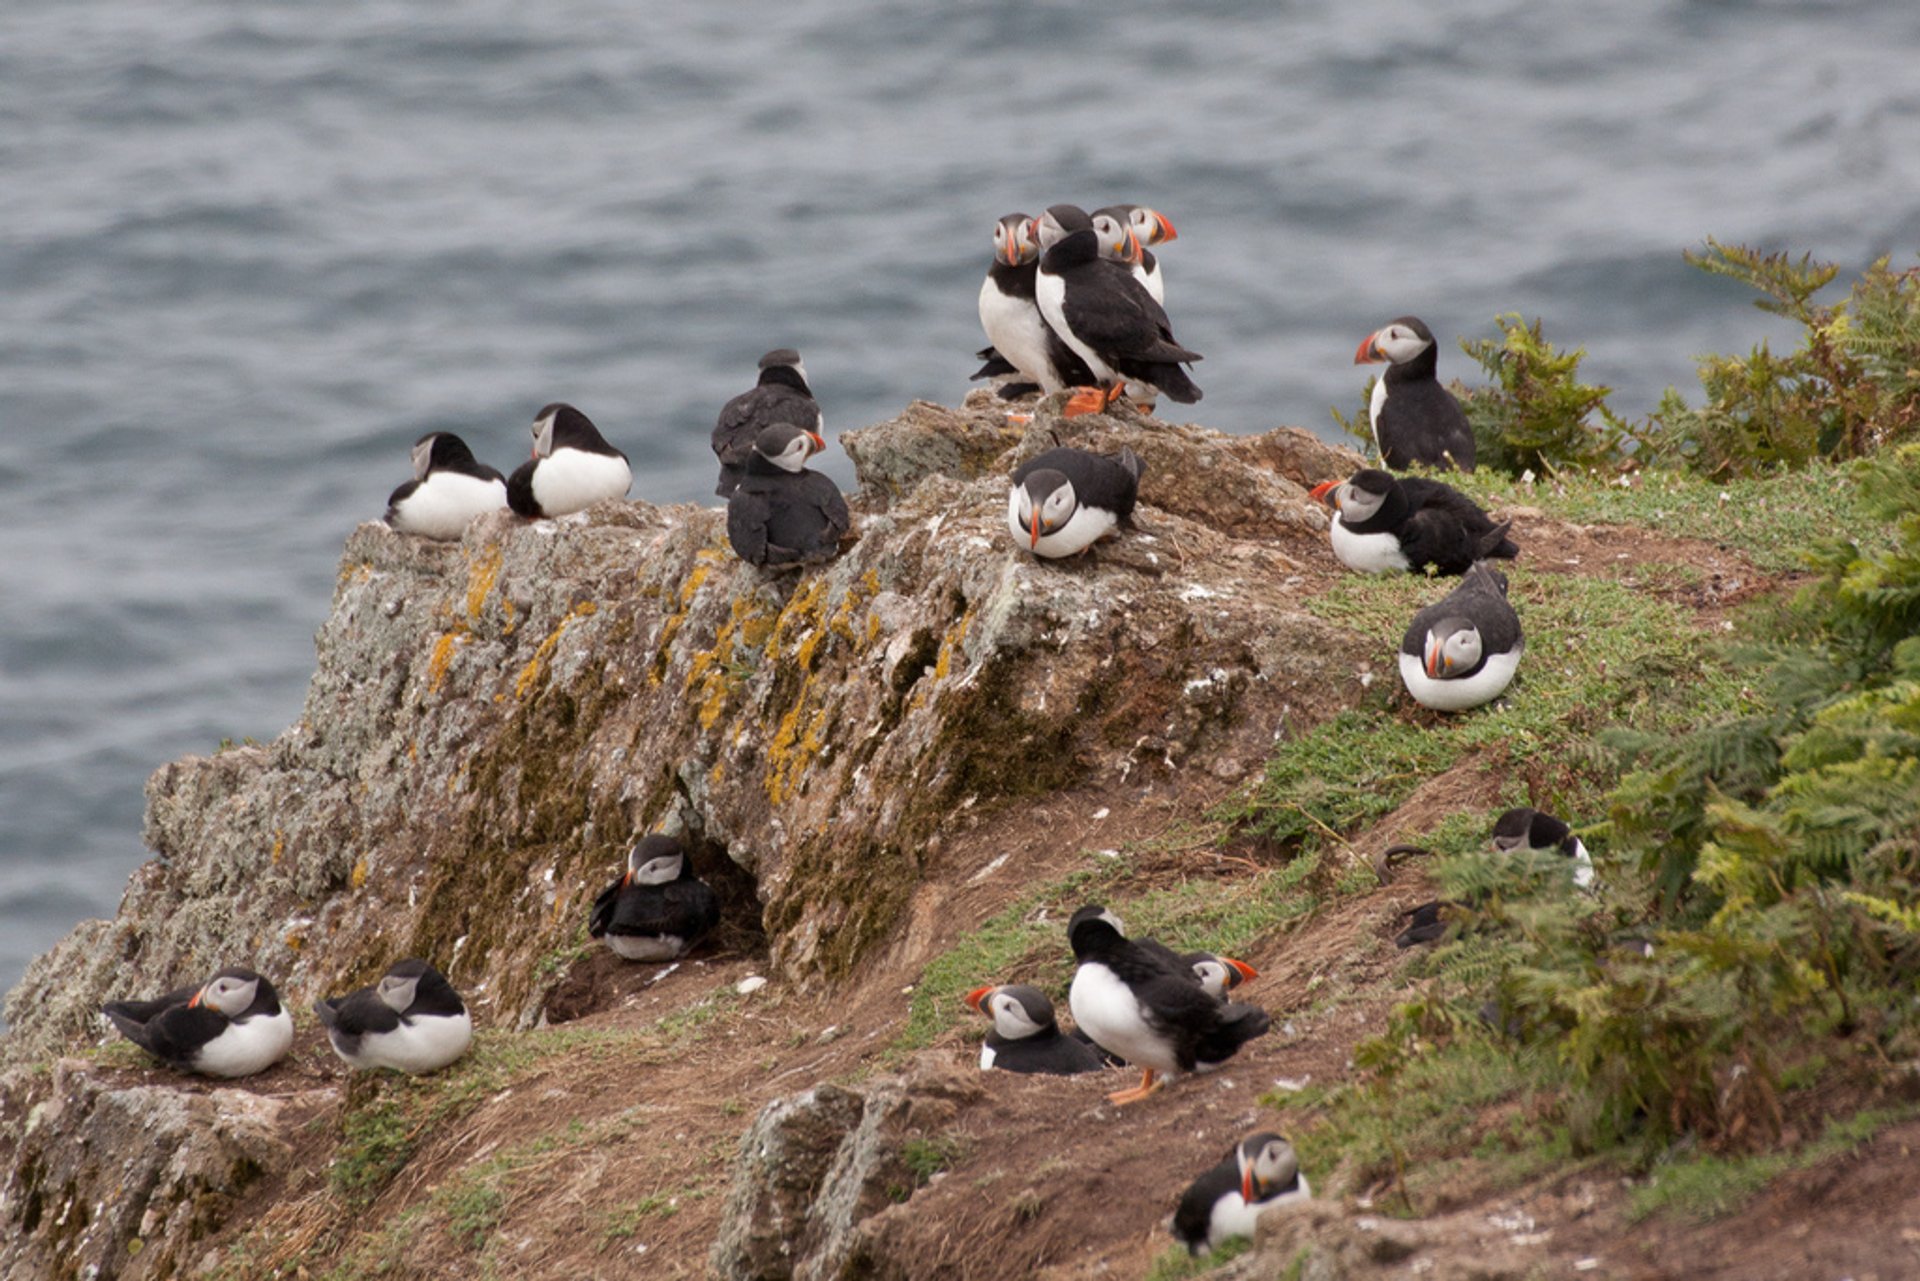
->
975;213;1098;399
1091;204;1177;304
101;967;293;1078
385;432;508;540
1492;806;1595;890
506;403;632;518
1035;205;1202;417
965;983;1106;1076
713;350;824;498
1173;1132;1312;1255
1310;469;1518;576
1007;446;1144;559
1355;317;1476;471
1067;905;1270;1105
315;959;473;1074
725;423;851;567
588;835;722;961
1398;563;1523;712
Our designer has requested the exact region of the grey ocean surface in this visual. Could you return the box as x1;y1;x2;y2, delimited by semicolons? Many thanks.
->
3;0;1918;1008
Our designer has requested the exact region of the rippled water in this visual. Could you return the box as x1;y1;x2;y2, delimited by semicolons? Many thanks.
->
3;0;1918;1008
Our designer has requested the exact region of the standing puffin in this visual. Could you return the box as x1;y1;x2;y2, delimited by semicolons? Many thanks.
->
505;402;632;518
974;213;1098;400
1309;469;1518;576
314;959;473;1074
1173;1132;1312;1255
725;423;851;567
712;350;824;499
385;432;508;540
1092;204;1177;304
1067;905;1270;1105
101;966;293;1078
964;983;1106;1076
1399;563;1523;712
587;835;722;961
1035;205;1202;418
1493;806;1595;890
1355;316;1476;471
1007;446;1144;559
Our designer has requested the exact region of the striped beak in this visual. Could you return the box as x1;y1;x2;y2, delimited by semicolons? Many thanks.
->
964;985;995;1014
807;431;825;454
1030;509;1042;549
1354;333;1385;365
1309;479;1340;508
1222;958;1259;986
1241;1165;1256;1202
187;985;206;1009
1153;211;1177;243
1424;634;1446;678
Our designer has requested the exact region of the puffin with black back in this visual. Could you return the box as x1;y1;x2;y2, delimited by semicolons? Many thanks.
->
1034;204;1202;417
101;966;293;1078
1006;446;1144;559
964;983;1105;1076
1355;316;1476;471
1398;562;1524;712
725;423;851;567
588;835;722;961
1493;806;1595;889
1310;468;1517;576
974;213;1097;400
385;431;508;540
712;350;824;498
1173;1131;1312;1254
314;958;473;1074
506;402;632;518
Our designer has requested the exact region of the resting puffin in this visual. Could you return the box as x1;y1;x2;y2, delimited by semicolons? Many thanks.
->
1398;563;1523;712
1035;205;1202;418
101;966;293;1078
587;835;722;961
506;402;632;518
974;213;1098;400
1355;316;1476;471
964;983;1106;1076
1067;905;1270;1105
726;423;851;567
1493;806;1595;890
314;959;473;1074
385;432;508;540
1309;469;1518;576
1007;446;1144;559
712;350;824;499
1092;204;1177;304
1173;1132;1312;1255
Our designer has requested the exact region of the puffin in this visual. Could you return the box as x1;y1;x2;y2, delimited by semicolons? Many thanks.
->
964;983;1106;1076
974;212;1099;400
725;423;851;567
1493;806;1595;890
1007;446;1144;559
505;402;632;518
1309;469;1518;576
1355;316;1476;471
587;835;722;961
384;432;508;540
1183;952;1258;1001
1034;205;1202;418
1398;563;1523;712
1091;204;1177;304
314;958;473;1074
1067;905;1270;1105
101;966;293;1078
1172;1132;1312;1255
712;350;824;499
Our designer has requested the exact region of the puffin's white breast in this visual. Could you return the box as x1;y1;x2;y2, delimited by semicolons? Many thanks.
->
391;472;507;541
1068;963;1179;1074
607;933;686;961
1007;494;1119;560
532;449;631;518
1034;273;1117;385
1328;517;1410;573
979;1042;997;1071
341;1011;474;1074
193;1009;294;1078
1207;1177;1313;1249
1398;646;1522;712
979;279;1063;392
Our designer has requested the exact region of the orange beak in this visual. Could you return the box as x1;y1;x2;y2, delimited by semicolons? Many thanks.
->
1355;333;1384;365
807;431;825;454
1126;227;1143;265
964;985;995;1014
621;869;633;888
1030;509;1042;549
1309;479;1339;507
1425;636;1445;678
188;987;205;1009
1241;1166;1256;1202
1222;957;1259;985
1154;211;1178;243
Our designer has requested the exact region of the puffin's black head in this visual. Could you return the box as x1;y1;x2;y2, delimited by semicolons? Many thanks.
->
374;958;450;1013
1235;1132;1301;1202
409;431;482;481
1491;806;1570;853
1355;316;1436;366
1309;468;1399;522
963;983;1058;1040
1036;204;1093;253
530;403;600;457
192;967;273;1017
992;212;1037;267
1011;468;1076;549
624;834;688;887
1067;904;1125;959
753;422;824;473
756;348;810;393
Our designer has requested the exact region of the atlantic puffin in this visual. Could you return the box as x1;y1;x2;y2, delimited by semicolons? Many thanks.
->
1309;469;1518;576
1092;204;1177;304
587;835;722;961
1172;1132;1312;1255
314;958;472;1074
1067;905;1270;1104
725;423;851;567
101;966;293;1078
1398;563;1523;712
974;213;1098;400
1007;446;1144;559
712;350;824;499
1355;316;1476;471
385;432;508;540
1493;806;1595;890
964;983;1106;1076
505;402;632;518
1035;205;1202;417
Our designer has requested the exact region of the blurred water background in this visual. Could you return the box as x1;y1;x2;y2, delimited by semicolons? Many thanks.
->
3;0;1918;1011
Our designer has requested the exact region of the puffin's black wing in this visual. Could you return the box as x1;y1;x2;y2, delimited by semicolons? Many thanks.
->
1058;263;1201;366
602;880;721;940
994;1027;1106;1076
1397;507;1480;576
505;459;540;518
757;471;850;564
587;876;625;938
319;986;404;1037
1400;565;1518;656
1192;1000;1271;1065
132;1003;231;1065
726;487;774;566
1173;1153;1239;1254
1378;381;1475;471
384;479;421;522
100;982;198;1029
1013;448;1142;522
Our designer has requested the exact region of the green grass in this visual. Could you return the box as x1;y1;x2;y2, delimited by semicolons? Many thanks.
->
1142;1237;1251;1280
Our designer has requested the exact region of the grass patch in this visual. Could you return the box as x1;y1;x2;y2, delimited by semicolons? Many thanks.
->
1142;1237;1251;1280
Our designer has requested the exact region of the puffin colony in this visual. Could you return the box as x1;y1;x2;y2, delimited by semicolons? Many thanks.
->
98;200;1584;1261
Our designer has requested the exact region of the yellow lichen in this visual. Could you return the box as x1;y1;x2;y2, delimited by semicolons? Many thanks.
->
270;830;285;866
427;630;464;692
764;669;828;806
464;544;504;621
515;601;600;700
648;555;719;685
350;856;369;890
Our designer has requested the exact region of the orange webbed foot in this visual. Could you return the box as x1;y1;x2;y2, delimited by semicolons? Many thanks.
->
1062;387;1108;418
